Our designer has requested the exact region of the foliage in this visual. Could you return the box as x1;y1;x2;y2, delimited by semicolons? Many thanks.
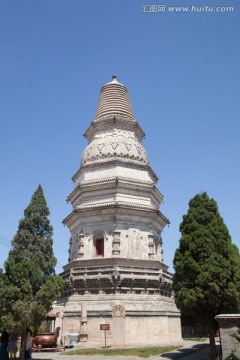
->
183;338;208;341
173;192;240;322
231;329;240;342
0;269;4;327
62;345;182;358
37;327;45;334
0;185;63;358
173;192;240;358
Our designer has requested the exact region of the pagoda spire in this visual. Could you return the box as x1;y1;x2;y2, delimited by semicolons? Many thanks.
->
94;75;135;121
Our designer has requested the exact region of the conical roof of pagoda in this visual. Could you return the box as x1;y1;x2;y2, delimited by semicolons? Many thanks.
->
94;75;135;121
81;75;149;167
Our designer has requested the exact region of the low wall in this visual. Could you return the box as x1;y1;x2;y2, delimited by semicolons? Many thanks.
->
215;314;240;359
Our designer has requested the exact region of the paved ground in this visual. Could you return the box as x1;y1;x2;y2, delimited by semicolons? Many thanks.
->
153;341;210;359
29;340;211;360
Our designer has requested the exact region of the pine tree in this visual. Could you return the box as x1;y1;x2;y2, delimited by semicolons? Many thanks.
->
173;192;240;359
0;185;63;360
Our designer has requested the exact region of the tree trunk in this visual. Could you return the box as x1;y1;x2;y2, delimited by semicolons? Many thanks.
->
19;329;27;360
209;324;217;360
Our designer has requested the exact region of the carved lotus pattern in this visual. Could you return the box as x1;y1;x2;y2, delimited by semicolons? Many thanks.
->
81;129;148;165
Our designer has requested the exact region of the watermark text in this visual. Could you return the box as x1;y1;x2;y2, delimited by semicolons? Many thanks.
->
141;4;234;13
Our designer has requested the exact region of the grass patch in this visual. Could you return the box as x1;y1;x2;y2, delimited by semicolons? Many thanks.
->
61;345;181;358
183;338;208;342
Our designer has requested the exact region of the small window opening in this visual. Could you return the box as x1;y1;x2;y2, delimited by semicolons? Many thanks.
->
95;238;104;256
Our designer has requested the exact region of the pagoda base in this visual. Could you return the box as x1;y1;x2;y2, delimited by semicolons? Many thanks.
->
53;293;182;347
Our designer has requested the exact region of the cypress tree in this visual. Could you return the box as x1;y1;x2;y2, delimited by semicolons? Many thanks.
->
0;185;63;360
173;192;240;359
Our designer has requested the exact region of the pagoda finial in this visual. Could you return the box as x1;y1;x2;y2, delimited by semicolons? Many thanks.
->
111;74;118;83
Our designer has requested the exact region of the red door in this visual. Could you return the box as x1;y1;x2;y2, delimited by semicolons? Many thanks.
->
96;239;104;256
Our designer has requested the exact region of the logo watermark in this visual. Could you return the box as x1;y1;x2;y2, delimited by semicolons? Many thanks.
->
141;4;234;13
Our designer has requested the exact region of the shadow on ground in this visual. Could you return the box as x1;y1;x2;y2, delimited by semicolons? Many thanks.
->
158;343;210;359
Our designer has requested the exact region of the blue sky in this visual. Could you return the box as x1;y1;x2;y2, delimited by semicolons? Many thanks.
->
0;0;239;273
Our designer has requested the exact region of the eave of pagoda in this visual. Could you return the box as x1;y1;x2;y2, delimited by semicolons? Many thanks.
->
63;202;169;229
84;115;145;143
67;176;164;206
72;159;159;184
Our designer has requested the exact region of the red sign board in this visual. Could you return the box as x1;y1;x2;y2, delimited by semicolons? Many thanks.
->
100;323;110;330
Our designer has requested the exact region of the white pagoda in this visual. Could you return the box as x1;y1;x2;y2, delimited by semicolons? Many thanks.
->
55;76;181;346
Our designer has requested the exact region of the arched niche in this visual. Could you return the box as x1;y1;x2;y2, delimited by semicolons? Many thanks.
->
93;230;105;257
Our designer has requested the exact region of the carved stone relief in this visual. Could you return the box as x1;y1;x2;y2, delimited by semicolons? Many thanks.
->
78;233;84;258
112;229;121;256
81;129;148;165
148;231;156;258
112;304;125;318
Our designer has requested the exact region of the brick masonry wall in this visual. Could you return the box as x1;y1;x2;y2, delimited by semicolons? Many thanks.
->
215;315;240;359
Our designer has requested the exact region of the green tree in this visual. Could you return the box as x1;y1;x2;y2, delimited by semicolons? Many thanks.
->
173;192;240;359
0;185;63;360
0;268;4;327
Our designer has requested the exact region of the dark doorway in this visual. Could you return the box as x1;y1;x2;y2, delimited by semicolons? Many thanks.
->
95;238;104;256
